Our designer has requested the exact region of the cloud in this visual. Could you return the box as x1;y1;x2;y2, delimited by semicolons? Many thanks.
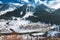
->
0;1;3;4
0;0;60;9
23;0;29;2
56;0;60;2
48;2;60;9
40;0;60;9
9;2;24;6
34;0;39;3
48;0;60;9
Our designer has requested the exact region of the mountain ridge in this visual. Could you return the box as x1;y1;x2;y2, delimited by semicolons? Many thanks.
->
0;4;60;25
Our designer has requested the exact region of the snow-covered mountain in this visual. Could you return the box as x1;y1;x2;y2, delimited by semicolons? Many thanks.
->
0;3;25;15
0;4;56;20
0;1;60;25
0;1;60;38
0;4;15;15
0;4;36;19
25;4;60;25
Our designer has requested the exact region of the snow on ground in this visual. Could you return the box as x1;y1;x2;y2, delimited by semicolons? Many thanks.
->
31;32;45;36
0;18;60;37
23;12;34;19
9;20;30;26
0;7;15;15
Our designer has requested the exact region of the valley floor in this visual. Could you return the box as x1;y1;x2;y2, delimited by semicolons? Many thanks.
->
0;19;60;40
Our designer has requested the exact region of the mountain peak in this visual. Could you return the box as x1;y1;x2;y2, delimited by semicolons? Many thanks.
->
36;4;55;12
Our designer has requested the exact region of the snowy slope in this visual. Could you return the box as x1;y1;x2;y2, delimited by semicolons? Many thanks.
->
0;3;24;15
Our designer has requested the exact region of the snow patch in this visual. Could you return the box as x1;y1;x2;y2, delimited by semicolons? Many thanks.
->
0;7;15;15
23;12;34;19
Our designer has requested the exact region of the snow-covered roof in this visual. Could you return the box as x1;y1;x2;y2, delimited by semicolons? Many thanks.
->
31;33;45;36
